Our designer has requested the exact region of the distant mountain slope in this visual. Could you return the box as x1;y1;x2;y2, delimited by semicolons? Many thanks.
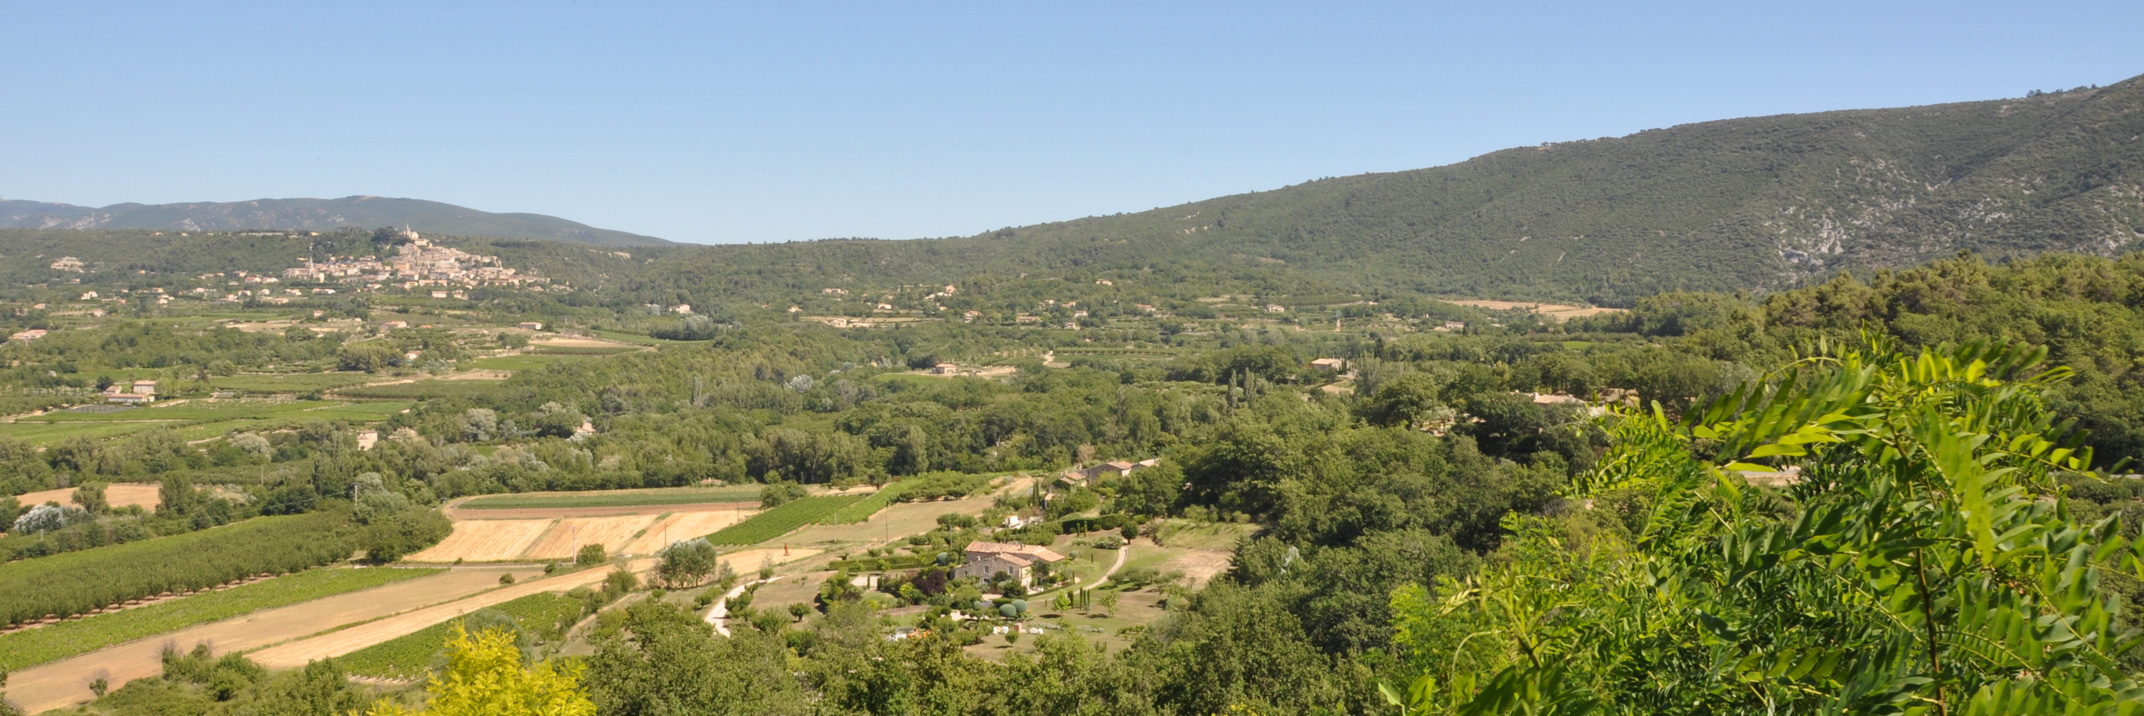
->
0;196;670;247
644;73;2144;305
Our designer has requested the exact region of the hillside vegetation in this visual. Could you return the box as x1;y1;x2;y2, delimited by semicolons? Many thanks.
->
642;75;2144;305
0;196;670;247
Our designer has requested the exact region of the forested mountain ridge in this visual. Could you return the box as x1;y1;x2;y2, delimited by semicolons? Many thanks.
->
6;75;2139;304
0;196;670;247
643;74;2144;305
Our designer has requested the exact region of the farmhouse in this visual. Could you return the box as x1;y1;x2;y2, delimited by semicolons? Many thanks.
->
1059;457;1161;486
518;321;544;331
932;362;959;375
1308;357;1346;373
955;541;1067;590
105;380;156;405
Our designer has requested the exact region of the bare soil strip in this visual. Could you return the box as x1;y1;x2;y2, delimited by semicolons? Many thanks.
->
13;483;162;511
5;567;525;715
247;560;648;670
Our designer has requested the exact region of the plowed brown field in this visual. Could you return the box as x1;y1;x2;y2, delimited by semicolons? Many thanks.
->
406;519;554;563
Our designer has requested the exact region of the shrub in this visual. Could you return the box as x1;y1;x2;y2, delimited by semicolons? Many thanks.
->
655;538;720;588
576;543;607;566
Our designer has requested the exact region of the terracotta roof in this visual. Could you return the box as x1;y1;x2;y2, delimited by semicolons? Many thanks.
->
964;541;1066;563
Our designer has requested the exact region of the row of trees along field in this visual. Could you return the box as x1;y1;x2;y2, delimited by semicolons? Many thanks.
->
0;489;447;624
0;511;355;625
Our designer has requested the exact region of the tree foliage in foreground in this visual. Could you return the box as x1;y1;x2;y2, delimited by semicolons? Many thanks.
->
365;624;594;716
1387;339;2144;714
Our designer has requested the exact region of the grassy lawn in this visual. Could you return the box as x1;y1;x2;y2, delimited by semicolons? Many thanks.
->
337;592;585;679
459;487;759;511
964;589;1169;660
1151;520;1258;551
0;566;439;671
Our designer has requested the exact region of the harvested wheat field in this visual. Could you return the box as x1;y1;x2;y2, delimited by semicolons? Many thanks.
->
531;336;638;350
14;483;163;511
623;510;757;554
521;515;658;561
443;501;754;520
406;519;555;563
718;547;822;576
1441;299;1626;322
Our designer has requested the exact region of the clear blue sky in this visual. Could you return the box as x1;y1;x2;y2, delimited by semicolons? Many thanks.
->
3;1;2139;244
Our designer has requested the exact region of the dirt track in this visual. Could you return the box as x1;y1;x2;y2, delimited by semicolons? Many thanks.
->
248;560;651;670
5;566;529;715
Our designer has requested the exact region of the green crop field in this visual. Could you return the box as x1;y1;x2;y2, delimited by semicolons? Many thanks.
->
464;354;596;371
704;494;864;545
459;488;759;511
0;421;172;444
337;380;503;399
24;400;336;423
209;373;376;393
821;485;906;525
530;344;639;356
338;592;586;679
1;399;407;445
592;330;709;346
0;566;438;671
298;401;413;420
